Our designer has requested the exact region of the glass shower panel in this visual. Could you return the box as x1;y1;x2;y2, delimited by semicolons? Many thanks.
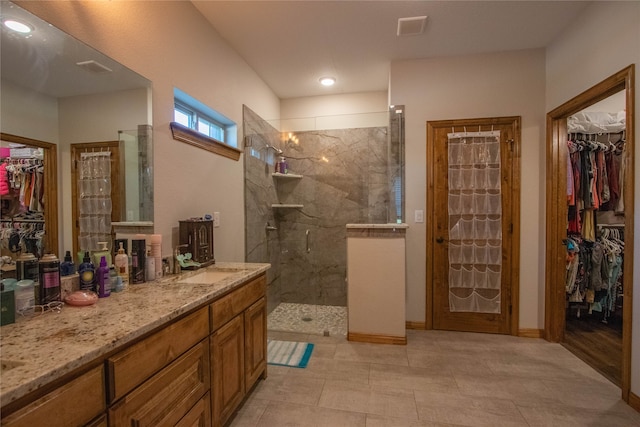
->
447;131;502;313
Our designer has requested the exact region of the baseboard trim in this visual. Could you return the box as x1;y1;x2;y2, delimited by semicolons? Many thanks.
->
348;332;407;345
629;391;640;413
518;328;543;338
406;321;426;330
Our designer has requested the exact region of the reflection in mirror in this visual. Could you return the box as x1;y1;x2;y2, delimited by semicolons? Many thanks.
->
0;1;153;256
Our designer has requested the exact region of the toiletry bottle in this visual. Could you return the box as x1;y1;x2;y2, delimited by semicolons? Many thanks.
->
60;250;76;276
145;250;156;282
78;251;96;292
109;266;119;292
96;256;110;298
131;239;146;284
114;242;129;289
38;254;61;304
93;241;112;267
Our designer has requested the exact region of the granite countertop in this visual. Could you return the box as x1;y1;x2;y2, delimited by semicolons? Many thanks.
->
0;262;270;406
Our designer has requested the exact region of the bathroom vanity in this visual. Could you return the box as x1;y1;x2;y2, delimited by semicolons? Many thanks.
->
346;224;408;344
0;262;269;427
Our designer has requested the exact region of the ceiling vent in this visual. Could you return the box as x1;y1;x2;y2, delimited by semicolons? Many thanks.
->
397;16;427;37
76;60;113;73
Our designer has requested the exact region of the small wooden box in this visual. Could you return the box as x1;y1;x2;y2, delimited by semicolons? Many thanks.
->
179;219;215;267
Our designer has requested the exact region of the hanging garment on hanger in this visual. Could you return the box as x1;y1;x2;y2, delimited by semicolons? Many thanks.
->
616;146;626;213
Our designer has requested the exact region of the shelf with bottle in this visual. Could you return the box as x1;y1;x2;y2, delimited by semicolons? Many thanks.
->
271;204;304;209
271;172;303;179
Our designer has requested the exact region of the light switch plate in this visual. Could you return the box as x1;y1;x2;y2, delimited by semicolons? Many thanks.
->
213;212;220;227
414;210;424;223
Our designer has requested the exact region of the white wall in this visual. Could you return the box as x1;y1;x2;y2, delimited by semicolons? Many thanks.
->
545;0;640;399
57;88;149;253
17;0;281;261
389;49;547;327
1;80;59;142
280;92;389;130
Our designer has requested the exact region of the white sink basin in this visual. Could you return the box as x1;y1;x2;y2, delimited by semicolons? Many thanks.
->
178;270;237;284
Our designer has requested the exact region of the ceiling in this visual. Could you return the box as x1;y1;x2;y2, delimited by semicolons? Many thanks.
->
192;0;592;99
0;1;150;99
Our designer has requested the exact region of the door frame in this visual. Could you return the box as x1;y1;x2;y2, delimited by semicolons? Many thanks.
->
1;133;59;256
544;65;635;402
426;116;521;335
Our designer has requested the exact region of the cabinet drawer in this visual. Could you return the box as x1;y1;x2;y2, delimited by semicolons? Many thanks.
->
109;339;210;427
107;307;209;402
2;366;105;427
175;391;211;427
210;274;265;331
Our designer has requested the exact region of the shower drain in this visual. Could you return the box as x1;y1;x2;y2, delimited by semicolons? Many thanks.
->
301;316;313;322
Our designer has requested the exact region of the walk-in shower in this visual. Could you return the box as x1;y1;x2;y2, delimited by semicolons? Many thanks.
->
243;105;404;336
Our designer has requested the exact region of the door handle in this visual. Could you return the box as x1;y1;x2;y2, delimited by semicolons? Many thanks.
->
306;229;310;253
436;237;444;243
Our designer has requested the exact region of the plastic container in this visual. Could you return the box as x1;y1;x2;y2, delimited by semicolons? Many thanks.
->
14;279;35;312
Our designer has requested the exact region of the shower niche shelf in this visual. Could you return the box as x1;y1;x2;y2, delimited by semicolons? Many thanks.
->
272;172;302;179
272;203;304;209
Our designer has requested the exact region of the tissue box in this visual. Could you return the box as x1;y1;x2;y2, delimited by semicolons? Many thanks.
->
1;288;15;326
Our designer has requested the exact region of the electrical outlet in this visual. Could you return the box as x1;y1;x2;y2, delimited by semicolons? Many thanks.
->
414;210;424;223
213;212;220;227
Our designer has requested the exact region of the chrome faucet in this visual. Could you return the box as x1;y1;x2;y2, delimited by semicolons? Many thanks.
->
174;244;188;274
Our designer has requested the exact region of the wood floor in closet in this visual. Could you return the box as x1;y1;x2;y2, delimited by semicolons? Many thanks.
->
562;313;622;386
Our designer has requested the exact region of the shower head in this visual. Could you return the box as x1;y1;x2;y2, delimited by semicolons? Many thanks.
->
265;144;283;155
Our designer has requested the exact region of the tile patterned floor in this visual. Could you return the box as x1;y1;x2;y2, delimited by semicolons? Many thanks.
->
267;303;347;337
229;329;640;427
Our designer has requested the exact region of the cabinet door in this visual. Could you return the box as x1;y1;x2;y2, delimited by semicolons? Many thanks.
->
109;340;210;427
211;315;245;427
244;297;267;390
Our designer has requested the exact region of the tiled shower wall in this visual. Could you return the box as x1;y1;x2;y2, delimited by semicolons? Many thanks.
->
243;106;394;312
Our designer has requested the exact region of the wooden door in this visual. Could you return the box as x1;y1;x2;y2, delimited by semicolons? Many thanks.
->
427;117;521;334
71;142;121;256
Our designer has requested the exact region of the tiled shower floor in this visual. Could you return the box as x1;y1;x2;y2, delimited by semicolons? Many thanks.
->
267;303;347;337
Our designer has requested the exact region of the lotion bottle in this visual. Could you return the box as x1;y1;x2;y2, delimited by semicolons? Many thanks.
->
114;242;129;289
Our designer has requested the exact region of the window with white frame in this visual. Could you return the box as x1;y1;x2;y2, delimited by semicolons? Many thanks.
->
170;88;241;160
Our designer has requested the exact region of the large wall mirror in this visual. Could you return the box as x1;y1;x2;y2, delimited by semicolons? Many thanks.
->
0;1;153;260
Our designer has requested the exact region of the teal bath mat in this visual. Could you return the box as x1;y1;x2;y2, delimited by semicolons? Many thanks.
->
267;339;314;368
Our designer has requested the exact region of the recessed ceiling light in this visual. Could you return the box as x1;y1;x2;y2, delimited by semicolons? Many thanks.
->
319;77;336;87
3;19;33;34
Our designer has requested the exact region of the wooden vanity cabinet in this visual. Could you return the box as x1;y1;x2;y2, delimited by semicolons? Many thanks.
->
210;275;267;427
1;365;106;427
1;272;267;427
